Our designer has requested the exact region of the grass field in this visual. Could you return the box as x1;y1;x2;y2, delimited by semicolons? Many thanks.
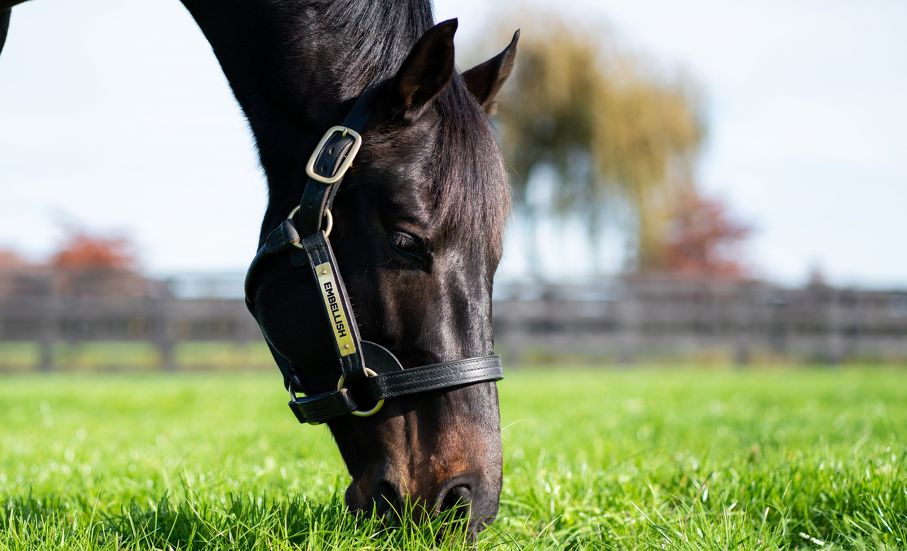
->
1;368;905;549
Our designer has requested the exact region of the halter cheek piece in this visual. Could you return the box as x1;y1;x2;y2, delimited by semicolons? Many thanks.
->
244;86;504;425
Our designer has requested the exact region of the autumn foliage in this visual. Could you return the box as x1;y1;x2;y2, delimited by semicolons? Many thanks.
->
0;230;144;297
0;249;30;270
49;231;137;272
658;189;752;279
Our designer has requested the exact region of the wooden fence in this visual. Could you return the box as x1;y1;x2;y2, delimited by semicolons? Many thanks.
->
493;278;907;364
1;274;906;370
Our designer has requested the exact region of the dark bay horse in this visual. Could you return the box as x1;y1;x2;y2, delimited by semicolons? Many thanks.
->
1;0;517;536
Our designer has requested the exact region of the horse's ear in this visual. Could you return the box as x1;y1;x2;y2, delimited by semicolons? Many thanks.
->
392;18;458;121
463;30;520;114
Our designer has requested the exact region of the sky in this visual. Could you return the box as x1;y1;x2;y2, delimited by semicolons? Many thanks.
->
1;0;905;286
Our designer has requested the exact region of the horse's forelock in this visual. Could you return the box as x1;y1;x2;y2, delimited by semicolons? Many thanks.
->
430;79;511;260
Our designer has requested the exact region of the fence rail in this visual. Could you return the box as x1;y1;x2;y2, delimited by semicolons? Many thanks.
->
494;279;907;363
2;275;906;369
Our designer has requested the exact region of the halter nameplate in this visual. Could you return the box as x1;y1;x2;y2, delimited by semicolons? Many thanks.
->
315;261;356;357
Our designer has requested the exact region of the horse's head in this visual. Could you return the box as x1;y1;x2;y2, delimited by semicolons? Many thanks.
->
250;19;517;535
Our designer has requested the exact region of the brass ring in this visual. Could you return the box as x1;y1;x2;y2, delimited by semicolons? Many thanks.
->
286;205;334;246
322;208;333;238
337;367;385;417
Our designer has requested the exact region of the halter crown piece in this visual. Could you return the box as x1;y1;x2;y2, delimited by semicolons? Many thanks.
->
244;86;504;425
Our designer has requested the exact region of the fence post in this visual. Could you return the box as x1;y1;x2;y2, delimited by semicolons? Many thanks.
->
617;282;640;364
152;298;176;371
824;289;844;365
733;285;752;367
768;292;788;358
37;296;57;371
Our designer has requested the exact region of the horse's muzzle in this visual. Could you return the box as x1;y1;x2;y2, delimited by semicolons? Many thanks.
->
345;469;500;537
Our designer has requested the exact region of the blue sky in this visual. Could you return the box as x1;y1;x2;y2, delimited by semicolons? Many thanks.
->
1;0;905;286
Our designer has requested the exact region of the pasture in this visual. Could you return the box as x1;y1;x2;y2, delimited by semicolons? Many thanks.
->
1;367;905;549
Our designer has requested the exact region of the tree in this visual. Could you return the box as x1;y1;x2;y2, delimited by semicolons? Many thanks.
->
658;189;752;279
491;15;705;274
49;231;137;272
0;248;30;271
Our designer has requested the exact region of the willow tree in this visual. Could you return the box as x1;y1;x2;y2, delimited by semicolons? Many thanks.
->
492;17;705;273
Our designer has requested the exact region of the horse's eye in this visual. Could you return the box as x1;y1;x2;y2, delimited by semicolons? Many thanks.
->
389;231;425;261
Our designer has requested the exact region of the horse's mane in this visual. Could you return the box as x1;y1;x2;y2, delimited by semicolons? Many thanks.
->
318;0;434;93
317;0;511;255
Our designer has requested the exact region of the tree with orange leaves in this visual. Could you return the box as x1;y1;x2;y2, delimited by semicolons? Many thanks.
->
49;231;137;272
0;248;30;271
657;189;752;279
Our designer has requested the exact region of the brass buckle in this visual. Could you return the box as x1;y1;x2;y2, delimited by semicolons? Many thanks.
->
305;126;362;185
337;367;385;417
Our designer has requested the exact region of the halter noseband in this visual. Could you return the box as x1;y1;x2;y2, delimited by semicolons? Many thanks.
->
244;86;504;425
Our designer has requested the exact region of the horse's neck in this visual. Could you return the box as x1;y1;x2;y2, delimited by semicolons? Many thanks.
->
181;1;330;135
180;0;432;235
180;0;433;140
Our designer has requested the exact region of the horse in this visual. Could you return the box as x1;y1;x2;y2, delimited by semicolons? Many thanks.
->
1;0;518;536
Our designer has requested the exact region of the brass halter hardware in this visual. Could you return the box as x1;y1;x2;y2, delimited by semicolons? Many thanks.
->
287;205;333;242
336;367;385;417
304;126;362;185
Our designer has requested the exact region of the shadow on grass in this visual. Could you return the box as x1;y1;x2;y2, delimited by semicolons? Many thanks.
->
1;494;474;550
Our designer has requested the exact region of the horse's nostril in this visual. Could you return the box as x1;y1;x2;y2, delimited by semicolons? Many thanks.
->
439;484;472;514
374;480;402;516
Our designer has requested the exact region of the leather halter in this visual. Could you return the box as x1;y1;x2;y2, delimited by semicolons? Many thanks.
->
244;86;504;425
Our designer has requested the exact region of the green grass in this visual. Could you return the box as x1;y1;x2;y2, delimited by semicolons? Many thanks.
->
0;342;276;371
1;368;905;549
